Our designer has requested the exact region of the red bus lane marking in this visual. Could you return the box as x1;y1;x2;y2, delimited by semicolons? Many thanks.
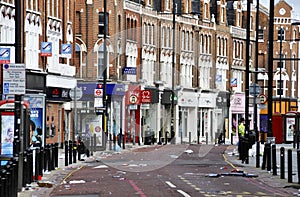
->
128;179;147;197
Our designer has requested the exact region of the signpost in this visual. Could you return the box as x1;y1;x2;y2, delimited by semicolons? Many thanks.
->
250;83;261;96
3;63;26;95
69;87;83;101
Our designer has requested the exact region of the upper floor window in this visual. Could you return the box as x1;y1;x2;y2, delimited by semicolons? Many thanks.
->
258;29;264;40
26;0;38;11
99;12;109;35
166;0;170;11
277;54;285;69
278;28;285;41
75;11;82;35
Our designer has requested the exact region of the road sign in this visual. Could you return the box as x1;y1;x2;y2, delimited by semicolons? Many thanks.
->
250;83;261;96
259;94;267;104
3;63;26;95
94;89;103;97
69;87;83;101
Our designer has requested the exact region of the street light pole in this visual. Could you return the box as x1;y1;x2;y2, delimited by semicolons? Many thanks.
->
244;0;251;164
268;0;275;137
254;0;260;168
103;0;108;149
170;0;176;144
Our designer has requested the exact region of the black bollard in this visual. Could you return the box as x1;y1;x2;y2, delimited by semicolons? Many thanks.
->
55;143;59;168
11;160;18;197
6;162;12;197
69;140;73;165
65;141;68;166
48;144;52;172
39;147;44;178
280;147;285;179
266;143;271;172
262;145;267;170
288;149;293;183
73;141;77;163
28;149;33;183
22;151;28;186
44;145;49;171
272;144;277;175
1;169;8;197
51;144;56;170
35;148;40;181
297;150;300;184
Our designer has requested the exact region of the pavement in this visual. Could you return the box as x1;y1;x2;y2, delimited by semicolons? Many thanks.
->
18;142;300;197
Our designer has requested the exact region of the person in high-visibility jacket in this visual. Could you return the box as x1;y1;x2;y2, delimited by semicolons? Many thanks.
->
238;118;245;161
238;118;245;137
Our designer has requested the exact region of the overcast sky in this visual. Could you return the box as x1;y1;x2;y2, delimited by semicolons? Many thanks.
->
260;0;300;19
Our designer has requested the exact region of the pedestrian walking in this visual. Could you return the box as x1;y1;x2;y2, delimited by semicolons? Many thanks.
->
238;118;246;162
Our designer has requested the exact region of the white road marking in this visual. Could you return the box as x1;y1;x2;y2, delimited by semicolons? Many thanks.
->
177;189;191;197
165;181;177;188
94;165;108;169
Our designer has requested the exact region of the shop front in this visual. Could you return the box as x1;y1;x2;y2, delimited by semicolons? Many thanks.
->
198;91;217;144
124;84;141;144
177;90;198;144
230;93;254;145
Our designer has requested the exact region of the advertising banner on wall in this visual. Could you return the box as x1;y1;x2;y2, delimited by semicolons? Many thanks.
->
25;95;45;146
1;113;14;156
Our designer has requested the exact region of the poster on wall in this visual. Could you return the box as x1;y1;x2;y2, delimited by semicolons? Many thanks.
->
286;117;295;142
1;113;14;156
84;115;103;146
25;95;45;146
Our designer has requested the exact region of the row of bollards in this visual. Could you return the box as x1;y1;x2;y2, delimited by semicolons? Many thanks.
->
0;143;59;196
261;143;300;184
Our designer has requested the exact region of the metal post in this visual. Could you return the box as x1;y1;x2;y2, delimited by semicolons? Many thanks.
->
254;0;260;168
268;0;275;137
280;147;285;179
288;149;292;183
65;141;68;166
170;0;176;144
266;143;271;171
103;0;108;150
272;144;277;175
279;28;283;113
15;1;24;191
244;0;251;165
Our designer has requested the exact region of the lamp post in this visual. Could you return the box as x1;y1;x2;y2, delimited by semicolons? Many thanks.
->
267;0;275;138
170;0;176;144
244;0;251;164
254;0;260;168
103;0;108;149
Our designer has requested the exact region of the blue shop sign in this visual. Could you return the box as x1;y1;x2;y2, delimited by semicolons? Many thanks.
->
77;83;125;101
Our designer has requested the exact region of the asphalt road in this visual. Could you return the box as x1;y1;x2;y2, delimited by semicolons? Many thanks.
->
47;144;298;197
